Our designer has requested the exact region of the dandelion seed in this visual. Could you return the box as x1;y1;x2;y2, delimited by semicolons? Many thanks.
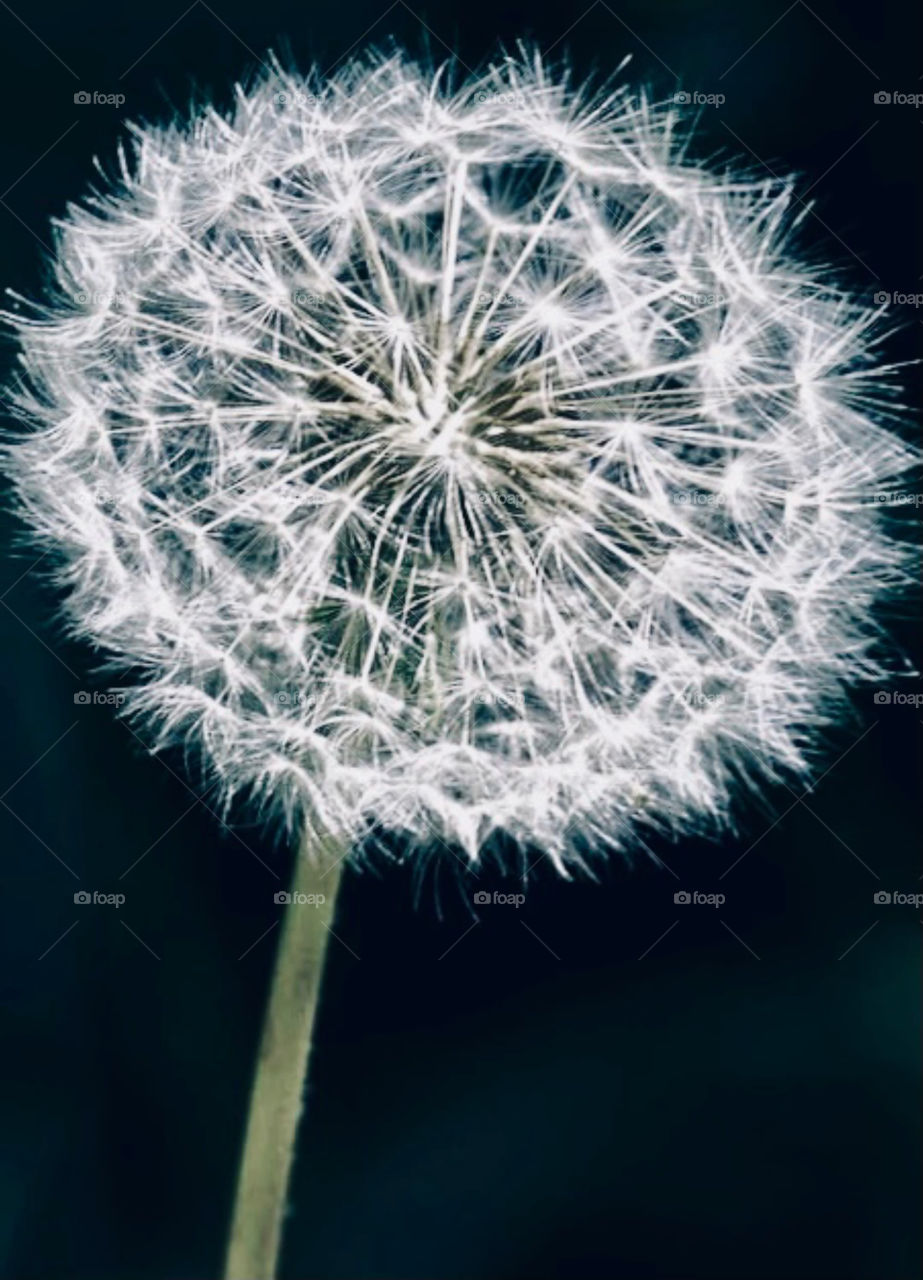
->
3;49;914;875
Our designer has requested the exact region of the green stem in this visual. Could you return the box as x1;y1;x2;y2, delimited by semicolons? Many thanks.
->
224;835;343;1280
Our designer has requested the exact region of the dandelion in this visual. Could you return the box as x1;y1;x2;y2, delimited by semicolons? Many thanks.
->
2;48;913;1279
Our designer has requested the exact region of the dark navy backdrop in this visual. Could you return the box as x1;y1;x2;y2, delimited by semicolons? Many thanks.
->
0;1;919;1276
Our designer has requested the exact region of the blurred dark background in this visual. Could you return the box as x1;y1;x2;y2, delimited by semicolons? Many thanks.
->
0;1;920;1277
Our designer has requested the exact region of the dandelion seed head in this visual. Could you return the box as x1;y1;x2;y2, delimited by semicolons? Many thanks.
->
3;50;914;870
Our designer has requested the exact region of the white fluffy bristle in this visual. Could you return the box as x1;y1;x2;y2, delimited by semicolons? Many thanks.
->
4;50;915;869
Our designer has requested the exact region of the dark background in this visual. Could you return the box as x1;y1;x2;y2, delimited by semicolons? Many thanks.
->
0;1;920;1277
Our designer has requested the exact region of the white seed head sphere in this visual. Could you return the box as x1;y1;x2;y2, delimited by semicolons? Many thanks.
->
4;52;913;870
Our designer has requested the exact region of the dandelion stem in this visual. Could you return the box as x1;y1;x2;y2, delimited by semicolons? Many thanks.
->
224;837;343;1280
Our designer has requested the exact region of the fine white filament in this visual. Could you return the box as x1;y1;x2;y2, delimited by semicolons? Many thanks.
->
4;51;914;870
